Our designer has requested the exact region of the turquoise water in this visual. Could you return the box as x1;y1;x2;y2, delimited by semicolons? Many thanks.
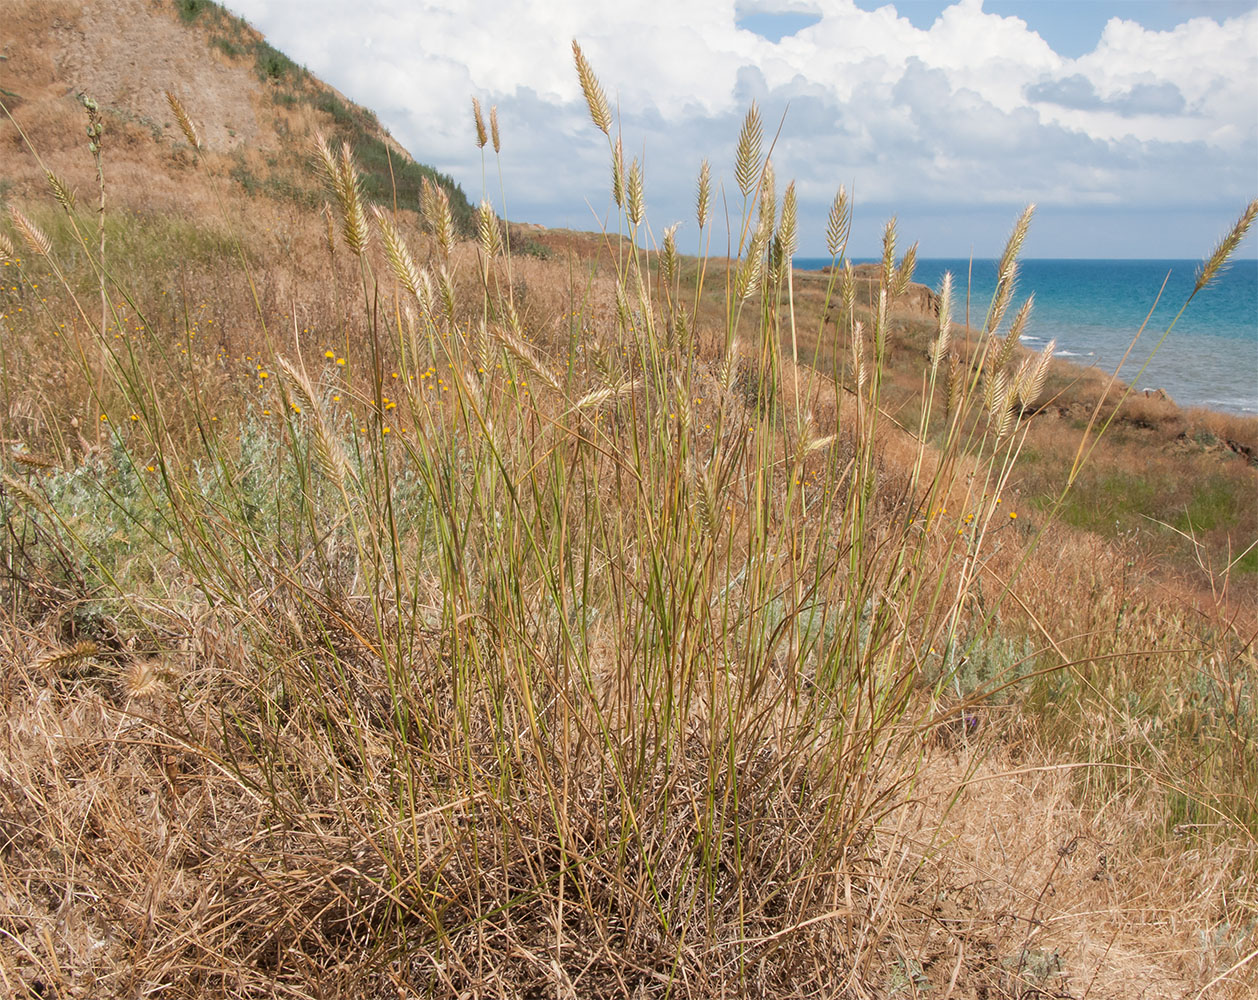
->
795;258;1258;415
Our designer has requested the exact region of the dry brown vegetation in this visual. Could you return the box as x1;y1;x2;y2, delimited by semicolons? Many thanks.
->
0;6;1255;999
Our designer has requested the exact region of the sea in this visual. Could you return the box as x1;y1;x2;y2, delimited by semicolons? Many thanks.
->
794;258;1258;416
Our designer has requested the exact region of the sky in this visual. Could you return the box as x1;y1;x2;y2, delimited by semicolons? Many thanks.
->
221;0;1258;259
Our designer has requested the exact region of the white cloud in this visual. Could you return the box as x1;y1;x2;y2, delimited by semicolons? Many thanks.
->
221;0;1257;256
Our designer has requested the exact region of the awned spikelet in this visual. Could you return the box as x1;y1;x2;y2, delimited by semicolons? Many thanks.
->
1018;339;1055;409
735;103;763;199
490;105;501;154
46;171;76;213
9;206;51;257
572;40;612;134
471;97;488;149
3;474;53;516
626;158;645;227
36;640;100;675
0;231;14;262
122;658;166;701
477;200;501;259
611;136;625;208
373;206;423;297
929;272;954;374
696;160;711;230
165;91;201;150
826;185;851;259
1195;198;1258;295
420;177;455;261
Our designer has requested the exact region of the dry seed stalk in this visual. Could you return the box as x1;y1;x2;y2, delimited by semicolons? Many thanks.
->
36;640;100;675
9;206;51;257
477;200;501;259
1195;198;1258;294
0;231;14;262
572;41;612;134
930;272;954;373
826;185;851;259
611;137;624;208
778;181;798;261
46;171;76;212
472;98;488;149
696;160;711;230
165;91;201;150
626;158;645;226
735;103;763;199
490;105;500;153
373;206;423;297
3;474;52;516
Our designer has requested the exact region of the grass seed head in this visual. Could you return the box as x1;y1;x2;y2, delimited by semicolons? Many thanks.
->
9;206;51;257
165;91;201;150
735;103;763;199
472;97;488;149
826;185;851;259
1195;198;1258;294
572;40;612;134
696;159;711;230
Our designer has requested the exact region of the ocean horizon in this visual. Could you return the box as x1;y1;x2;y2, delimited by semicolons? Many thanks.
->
794;257;1258;416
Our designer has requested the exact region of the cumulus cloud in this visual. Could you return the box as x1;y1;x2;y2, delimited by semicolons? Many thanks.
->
220;0;1257;256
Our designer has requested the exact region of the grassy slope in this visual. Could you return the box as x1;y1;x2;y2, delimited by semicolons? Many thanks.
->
0;10;1255;999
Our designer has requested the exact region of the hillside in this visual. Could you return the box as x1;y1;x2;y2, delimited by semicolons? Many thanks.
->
0;0;473;228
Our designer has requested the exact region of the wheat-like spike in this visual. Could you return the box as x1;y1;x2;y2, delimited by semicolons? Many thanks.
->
495;324;562;394
3;474;52;516
373;206;423;297
572;40;612;134
1005;293;1034;347
312;419;355;492
12;452;58;471
420;178;455;261
987;259;1017;335
415;267;436;323
675;302;692;354
475;316;494;372
313;132;340;192
1196;199;1258;294
276;357;319;416
477;200;501;260
696;160;711;230
983;366;1008;414
826;185;851;259
759;160;776;230
36;640;100;675
611;136;624;209
165;91;201;150
46;171;77;212
929;272;954;373
880;217;898;289
661;223;679;286
336;142;370;256
735;225;767;301
472;97;488;149
735;103;763;199
892;242;918;299
673;373;692;438
1010;355;1035;412
490;105;501;154
1019;339;1055;409
9;206;51;257
807;432;838;455
626;158;645;227
0;231;14;262
997;204;1035;286
778;181;798;261
991;392;1016;440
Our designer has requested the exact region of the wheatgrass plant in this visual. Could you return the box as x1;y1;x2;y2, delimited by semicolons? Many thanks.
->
2;47;1255;998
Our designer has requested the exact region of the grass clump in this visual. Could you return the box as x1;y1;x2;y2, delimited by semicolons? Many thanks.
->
0;43;1255;999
